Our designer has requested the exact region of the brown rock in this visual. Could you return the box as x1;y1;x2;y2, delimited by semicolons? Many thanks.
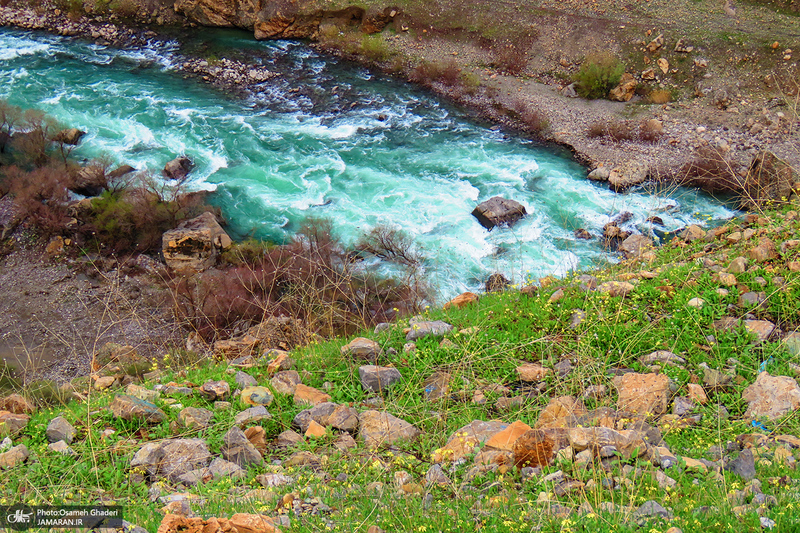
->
687;383;708;405
270;370;302;395
620;234;654;259
0;394;34;414
646;33;665;53
431;420;509;463
162;212;232;275
163;156;193;180
535;396;587;428
213;335;260;360
0;444;29;469
747;238;778;262
745;319;776;344
742;372;800;420
513;429;556;468
305;420;327;438
608;162;649;191
609;72;637;102
444;292;479;310
681;225;706;242
245;426;268;455
471;197;527;230
516;363;551;382
293;384;331;406
359;410;421;449
485;420;532;451
341;337;384;363
230;513;282;533
614;373;670;417
597;281;635;298
91;342;146;376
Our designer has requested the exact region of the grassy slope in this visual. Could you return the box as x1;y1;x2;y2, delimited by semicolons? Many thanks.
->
5;200;800;532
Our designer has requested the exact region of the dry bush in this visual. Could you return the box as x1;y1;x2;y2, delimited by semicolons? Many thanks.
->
10;109;59;167
647;89;672;104
0;101;22;154
5;164;73;237
410;59;463;88
510;99;550;135
678;146;743;194
356;224;423;267
587;119;663;143
173;219;428;340
490;41;529;76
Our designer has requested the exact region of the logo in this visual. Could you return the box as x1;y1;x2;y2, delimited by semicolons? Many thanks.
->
2;506;34;531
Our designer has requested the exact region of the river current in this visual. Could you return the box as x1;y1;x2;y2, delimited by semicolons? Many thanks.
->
0;27;735;299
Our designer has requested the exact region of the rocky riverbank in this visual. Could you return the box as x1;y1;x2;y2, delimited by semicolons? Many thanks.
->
2;204;800;532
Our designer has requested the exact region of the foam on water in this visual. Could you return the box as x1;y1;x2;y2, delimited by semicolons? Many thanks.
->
0;27;738;299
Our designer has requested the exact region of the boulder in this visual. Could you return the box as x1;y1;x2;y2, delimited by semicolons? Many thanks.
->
241;386;274;407
0;394;34;415
431;420;509;463
535;396;587;428
174;0;261;29
619;234;653;259
54;128;86;145
358;365;402;393
359;410;421;449
199;380;231;401
471;196;528;230
608;161;649;191
130;439;211;481
742;372;800;420
163;156;194;181
293;384;331;406
178;407;214;430
614;373;670;417
341;337;383;363
443;292;479;310
270;370;302;395
513;429;559;468
0;444;29;469
46;416;76;444
740;151;796;209
406;320;454;341
109;395;167;424
234;405;272;427
609;73;637;102
221;427;263;468
161;212;232;275
516;363;551;382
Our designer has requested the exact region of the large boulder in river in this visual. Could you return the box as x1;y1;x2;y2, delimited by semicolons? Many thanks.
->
740;150;796;209
608;161;649;192
161;212;232;275
163;156;194;181
54;128;86;145
472;197;527;230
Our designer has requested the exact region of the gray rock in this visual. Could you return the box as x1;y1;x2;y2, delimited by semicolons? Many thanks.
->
327;404;360;432
358;365;403;393
270;370;302;395
234;405;271;427
46;416;76;444
154;384;193;396
235;371;258;388
276;430;303;448
425;464;451;486
130;439;211;481
109;395;167;424
293;402;338;432
640;350;686;367
634;500;673;519
48;440;76;455
199;380;231;401
725;448;756;480
221;427;263;468
178;407;214;430
341;337;384;363
126;384;160;403
406;320;454;341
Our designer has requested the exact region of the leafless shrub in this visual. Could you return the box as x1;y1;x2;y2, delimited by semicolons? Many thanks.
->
678;146;743;194
173;219;429;341
510;98;550;135
587;119;663;143
356;224;423;267
490;41;529;76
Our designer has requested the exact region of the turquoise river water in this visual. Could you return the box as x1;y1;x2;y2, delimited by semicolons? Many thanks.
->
0;27;736;299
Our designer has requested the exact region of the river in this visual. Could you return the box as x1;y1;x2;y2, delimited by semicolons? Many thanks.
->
0;26;736;299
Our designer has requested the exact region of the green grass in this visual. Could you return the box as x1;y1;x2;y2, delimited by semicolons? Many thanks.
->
3;203;800;532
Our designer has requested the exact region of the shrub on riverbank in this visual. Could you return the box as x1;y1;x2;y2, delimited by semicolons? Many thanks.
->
574;52;625;100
